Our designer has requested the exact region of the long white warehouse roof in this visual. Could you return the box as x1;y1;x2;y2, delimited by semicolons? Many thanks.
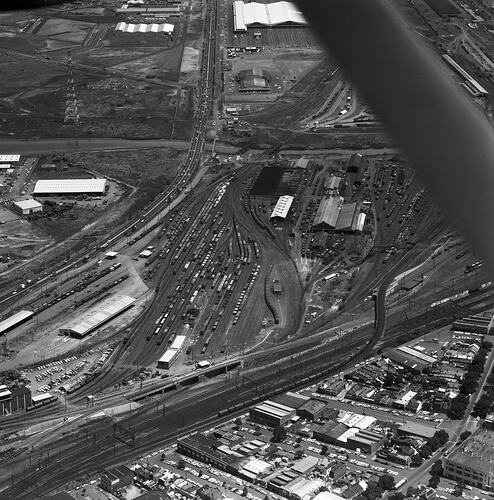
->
60;295;135;337
271;195;294;219
0;155;20;162
170;334;186;351
233;1;306;31
0;310;34;336
33;179;106;195
115;22;174;34
14;199;42;211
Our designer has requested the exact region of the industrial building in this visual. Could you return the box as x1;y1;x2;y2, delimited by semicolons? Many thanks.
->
452;313;492;334
177;433;242;474
100;465;134;495
442;54;488;97
59;295;135;339
249;399;296;426
115;22;174;35
0;385;32;416
398;421;437;440
157;335;186;369
270;195;294;220
0;310;34;337
13;199;43;215
0;155;20;162
312;196;343;230
233;1;306;32
237;68;271;91
443;428;494;488
385;345;437;373
33;179;107;197
335;202;360;232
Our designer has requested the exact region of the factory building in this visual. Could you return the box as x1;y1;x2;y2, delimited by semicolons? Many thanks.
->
115;22;174;34
0;310;34;337
443;428;494;488
233;1;306;32
59;295;135;339
0;385;32;416
13;199;43;215
271;195;294;221
385;345;437;374
312;196;343;230
237;68;271;91
177;433;241;475
335;202;360;232
0;155;20;163
33;179;107;197
398;421;437;440
250;399;296;426
100;465;134;495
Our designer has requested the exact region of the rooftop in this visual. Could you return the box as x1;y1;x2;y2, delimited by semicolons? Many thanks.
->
446;428;494;474
33;178;106;195
271;195;294;219
14;199;42;211
115;22;174;34
0;310;34;336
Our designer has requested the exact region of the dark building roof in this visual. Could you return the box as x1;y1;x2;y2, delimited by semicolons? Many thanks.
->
136;492;173;500
40;493;76;500
237;68;271;91
342;484;364;499
314;420;348;440
298;399;327;415
272;392;309;410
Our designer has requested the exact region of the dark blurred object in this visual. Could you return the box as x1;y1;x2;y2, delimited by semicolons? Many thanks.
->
295;0;494;279
0;0;67;10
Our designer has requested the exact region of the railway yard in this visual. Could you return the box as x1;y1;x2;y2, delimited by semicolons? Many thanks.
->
2;0;494;497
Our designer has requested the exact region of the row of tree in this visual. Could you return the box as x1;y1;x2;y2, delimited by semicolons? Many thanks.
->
447;341;492;419
410;429;449;467
472;343;494;418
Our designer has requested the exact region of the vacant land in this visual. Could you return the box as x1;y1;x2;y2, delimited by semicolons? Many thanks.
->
61;147;184;216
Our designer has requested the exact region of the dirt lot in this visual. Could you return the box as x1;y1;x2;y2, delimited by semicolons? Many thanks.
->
224;48;322;106
111;45;185;82
35;17;95;45
60;147;184;216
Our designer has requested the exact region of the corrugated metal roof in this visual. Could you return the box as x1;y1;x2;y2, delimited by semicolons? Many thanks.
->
33;179;106;195
60;295;135;337
158;349;177;363
0;310;33;335
313;196;342;228
271;195;294;219
170;335;186;350
233;1;306;30
0;155;20;162
14;199;42;211
115;22;174;34
335;202;358;231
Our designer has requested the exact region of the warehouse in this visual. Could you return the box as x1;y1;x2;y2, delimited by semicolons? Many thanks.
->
115;22;174;34
249;399;295;426
270;195;294;220
233;1;306;32
157;335;186;369
13;199;43;215
0;386;31;416
312;196;343;230
335;202;360;232
398;421;436;440
59;295;135;339
237;68;271;91
0;155;20;162
0;310;34;337
33;179;107;197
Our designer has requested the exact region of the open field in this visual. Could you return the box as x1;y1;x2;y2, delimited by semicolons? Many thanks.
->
111;45;184;82
35;17;95;44
61;147;184;216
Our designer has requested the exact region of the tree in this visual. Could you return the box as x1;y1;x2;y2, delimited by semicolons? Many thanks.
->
459;431;471;442
435;429;449;446
321;445;328;455
272;425;287;442
294;448;305;460
378;473;395;491
453;480;465;497
430;459;443;477
177;459;185;469
428;475;440;488
254;425;261;435
419;445;433;459
389;494;405;500
411;454;423;467
242;486;249;497
364;481;383;500
234;417;243;429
